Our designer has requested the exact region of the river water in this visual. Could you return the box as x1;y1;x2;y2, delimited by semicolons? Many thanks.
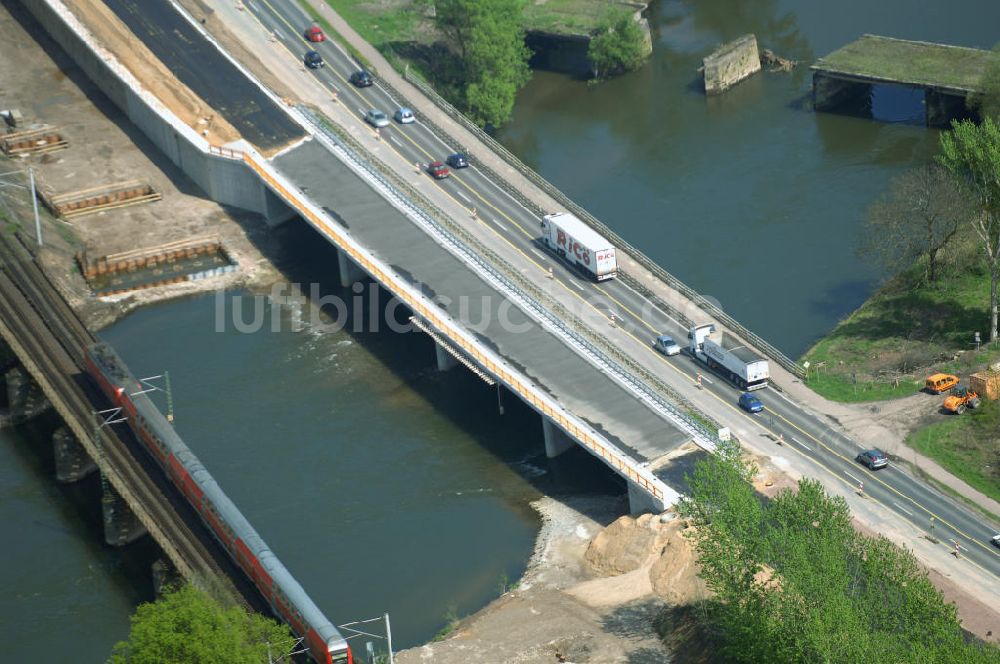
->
498;0;1000;357
4;0;1000;657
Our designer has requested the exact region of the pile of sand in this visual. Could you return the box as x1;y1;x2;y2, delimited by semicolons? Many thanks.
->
569;512;709;609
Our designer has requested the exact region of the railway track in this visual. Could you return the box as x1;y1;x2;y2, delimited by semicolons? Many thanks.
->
0;235;246;604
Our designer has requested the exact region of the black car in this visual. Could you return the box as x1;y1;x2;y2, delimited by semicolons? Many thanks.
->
856;449;889;470
446;152;469;169
304;50;324;69
350;70;373;87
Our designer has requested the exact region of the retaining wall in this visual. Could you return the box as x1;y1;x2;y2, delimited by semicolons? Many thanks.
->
703;34;761;95
22;0;293;224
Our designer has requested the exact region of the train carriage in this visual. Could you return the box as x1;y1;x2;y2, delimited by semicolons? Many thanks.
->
85;343;352;664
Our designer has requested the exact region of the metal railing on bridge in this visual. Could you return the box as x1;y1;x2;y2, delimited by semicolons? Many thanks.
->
369;65;805;381
294;105;724;457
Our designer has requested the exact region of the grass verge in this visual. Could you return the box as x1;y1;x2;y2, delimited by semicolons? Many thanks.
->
908;399;1000;505
800;260;999;403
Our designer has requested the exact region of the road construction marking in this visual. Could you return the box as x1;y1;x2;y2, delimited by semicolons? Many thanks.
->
569;280;585;291
528;247;545;259
456;191;471;204
494;221;509;232
844;471;863;485
892;501;914;517
791;437;811;452
389;136;402;147
251;0;1000;575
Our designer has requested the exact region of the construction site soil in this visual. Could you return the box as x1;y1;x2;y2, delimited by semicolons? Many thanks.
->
0;0;283;329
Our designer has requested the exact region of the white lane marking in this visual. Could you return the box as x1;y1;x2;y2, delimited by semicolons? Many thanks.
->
569;280;585;291
844;471;863;485
456;191;472;204
356;107;366;115
494;221;509;232
791;437;811;452
892;501;914;517
389;136;402;147
617;281;686;330
528;247;546;259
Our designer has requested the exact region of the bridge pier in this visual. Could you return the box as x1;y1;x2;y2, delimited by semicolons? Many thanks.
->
102;482;148;547
53;426;97;483
337;248;365;288
812;73;870;114
628;480;667;515
925;89;972;127
434;341;458;372
542;417;574;458
0;365;51;428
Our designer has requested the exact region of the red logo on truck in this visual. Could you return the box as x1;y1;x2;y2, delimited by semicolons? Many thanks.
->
556;229;567;249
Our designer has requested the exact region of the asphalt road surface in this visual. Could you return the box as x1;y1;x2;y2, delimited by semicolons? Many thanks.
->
221;0;1000;579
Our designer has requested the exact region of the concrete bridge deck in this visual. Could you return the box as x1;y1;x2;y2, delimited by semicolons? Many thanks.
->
812;35;996;125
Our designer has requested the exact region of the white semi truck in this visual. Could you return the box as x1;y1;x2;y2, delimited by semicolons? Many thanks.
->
540;212;617;281
688;323;769;390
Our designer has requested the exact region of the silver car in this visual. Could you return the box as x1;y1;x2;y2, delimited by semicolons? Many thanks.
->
394;107;415;124
364;109;389;128
653;334;680;356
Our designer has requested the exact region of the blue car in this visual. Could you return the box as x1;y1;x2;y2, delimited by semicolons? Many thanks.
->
446;152;469;169
738;392;764;413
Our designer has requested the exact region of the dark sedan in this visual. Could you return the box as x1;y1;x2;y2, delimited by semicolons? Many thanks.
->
446;152;469;169
350;70;373;87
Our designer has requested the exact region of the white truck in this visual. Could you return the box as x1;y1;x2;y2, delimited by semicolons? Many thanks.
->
540;212;617;281
688;324;769;391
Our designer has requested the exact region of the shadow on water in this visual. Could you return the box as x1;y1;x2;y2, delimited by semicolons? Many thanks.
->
3;412;162;606
268;218;628;501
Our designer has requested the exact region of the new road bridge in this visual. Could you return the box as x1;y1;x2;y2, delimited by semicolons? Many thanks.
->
21;0;1000;584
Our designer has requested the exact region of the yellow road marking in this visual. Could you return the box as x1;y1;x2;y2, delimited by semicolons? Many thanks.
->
254;0;999;574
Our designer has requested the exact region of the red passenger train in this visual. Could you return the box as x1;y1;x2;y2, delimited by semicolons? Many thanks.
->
85;343;352;664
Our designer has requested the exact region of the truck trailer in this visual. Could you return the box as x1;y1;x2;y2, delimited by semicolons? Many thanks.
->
688;324;769;390
540;212;617;281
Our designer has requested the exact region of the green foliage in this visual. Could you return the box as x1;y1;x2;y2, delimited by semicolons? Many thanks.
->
108;584;295;664
435;0;532;127
677;447;1000;663
939;117;1000;342
587;10;648;79
800;256;997;403
970;44;1000;121
910;399;1000;504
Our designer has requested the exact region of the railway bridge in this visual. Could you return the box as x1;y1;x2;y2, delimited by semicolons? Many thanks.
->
0;234;244;603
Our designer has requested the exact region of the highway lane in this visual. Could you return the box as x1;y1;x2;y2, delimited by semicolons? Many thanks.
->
234;0;1000;577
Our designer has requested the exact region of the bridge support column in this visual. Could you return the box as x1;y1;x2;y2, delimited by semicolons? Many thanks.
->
53;426;97;483
925;89;970;127
435;341;457;372
152;558;180;596
812;73;870;113
102;482;147;547
0;365;51;429
542;418;574;458
627;480;666;515
337;248;365;288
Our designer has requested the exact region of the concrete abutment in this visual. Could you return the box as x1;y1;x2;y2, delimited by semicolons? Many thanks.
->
812;73;871;113
628;480;667;515
434;341;458;372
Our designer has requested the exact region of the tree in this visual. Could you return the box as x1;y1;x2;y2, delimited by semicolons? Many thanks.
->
859;165;972;284
435;0;532;128
587;10;648;79
939;118;1000;342
676;444;1000;664
109;584;296;664
969;44;1000;121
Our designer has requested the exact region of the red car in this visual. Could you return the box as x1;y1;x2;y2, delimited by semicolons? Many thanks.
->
426;161;450;179
304;25;325;42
